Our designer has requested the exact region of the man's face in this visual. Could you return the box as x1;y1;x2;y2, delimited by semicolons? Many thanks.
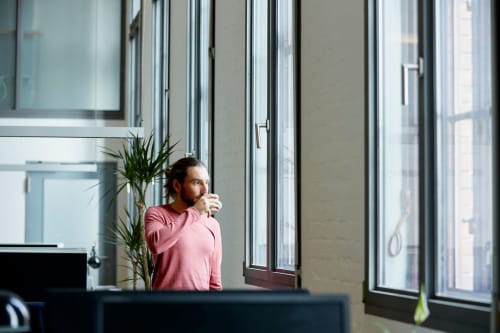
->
177;166;210;206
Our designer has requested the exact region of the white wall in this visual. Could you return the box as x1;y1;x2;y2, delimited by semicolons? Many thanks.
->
168;0;189;160
300;0;366;330
213;0;247;288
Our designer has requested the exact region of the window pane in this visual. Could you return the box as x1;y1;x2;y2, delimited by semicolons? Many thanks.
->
187;0;197;155
251;0;268;267
0;0;16;109
435;0;492;303
199;0;210;165
19;0;121;110
276;0;295;271
129;25;141;126
130;0;141;22
152;0;169;204
376;0;419;291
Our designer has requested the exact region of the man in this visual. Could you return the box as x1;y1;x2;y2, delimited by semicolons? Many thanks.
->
145;157;223;290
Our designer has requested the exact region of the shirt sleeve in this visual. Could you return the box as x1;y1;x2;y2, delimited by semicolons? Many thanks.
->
209;219;223;291
145;206;201;255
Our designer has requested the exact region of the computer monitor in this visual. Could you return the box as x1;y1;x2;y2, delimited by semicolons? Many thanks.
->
97;290;350;333
44;289;313;333
0;246;87;302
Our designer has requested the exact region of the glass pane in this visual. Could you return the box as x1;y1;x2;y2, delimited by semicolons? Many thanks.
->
276;0;295;271
43;178;100;248
187;0;197;157
199;0;210;165
0;0;16;109
152;0;172;204
19;0;121;110
129;26;141;127
435;0;492;303
130;0;141;22
251;0;268;267
0;135;121;287
376;0;419;291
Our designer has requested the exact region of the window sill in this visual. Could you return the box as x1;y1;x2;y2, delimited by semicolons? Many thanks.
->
244;267;297;289
364;289;490;333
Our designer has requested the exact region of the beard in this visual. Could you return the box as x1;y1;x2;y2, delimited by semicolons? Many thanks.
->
180;186;197;206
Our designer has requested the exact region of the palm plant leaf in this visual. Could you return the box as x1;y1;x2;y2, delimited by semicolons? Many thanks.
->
100;132;177;289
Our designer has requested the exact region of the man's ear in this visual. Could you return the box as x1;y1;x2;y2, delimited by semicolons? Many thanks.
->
173;179;181;193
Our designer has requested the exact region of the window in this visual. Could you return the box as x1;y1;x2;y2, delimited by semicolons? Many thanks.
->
365;1;495;331
25;163;117;286
0;0;123;119
152;0;170;204
245;0;299;288
187;0;214;171
128;0;141;128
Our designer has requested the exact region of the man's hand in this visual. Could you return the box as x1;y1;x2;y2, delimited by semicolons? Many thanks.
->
194;193;222;217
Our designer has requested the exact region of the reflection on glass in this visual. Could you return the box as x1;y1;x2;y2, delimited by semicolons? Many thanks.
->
377;0;419;291
199;0;210;165
276;0;296;271
435;0;492;303
0;0;16;110
19;0;121;110
130;0;141;22
129;20;141;127
251;0;268;267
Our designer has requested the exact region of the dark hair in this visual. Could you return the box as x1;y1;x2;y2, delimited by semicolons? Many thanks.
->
165;157;206;200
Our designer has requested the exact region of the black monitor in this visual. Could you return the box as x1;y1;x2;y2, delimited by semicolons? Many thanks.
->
97;290;349;333
44;289;348;333
0;247;87;302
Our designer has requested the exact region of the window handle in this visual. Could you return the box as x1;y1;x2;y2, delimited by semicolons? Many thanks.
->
401;57;423;106
255;119;269;149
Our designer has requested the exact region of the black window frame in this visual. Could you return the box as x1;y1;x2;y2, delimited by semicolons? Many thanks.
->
364;1;498;332
244;0;300;289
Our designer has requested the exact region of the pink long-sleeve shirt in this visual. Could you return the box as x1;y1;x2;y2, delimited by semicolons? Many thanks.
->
144;204;222;291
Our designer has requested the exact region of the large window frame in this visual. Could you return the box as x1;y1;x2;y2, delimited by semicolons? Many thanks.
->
365;1;497;332
244;0;300;289
0;0;126;120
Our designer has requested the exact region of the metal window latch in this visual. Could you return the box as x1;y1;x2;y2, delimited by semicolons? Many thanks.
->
255;119;269;149
401;57;424;106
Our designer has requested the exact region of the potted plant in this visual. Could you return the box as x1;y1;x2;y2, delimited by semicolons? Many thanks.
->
102;132;177;290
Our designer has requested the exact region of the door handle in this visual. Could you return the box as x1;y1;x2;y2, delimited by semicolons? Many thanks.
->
255;119;269;149
401;57;423;106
